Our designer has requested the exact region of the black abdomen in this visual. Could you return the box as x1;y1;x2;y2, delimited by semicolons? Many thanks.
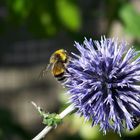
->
54;72;66;82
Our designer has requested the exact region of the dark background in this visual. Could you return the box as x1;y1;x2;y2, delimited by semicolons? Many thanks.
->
0;0;140;140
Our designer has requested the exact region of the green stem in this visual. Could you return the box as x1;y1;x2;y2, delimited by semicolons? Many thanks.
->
32;104;75;140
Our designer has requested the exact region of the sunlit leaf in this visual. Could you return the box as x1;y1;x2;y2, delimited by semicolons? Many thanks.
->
119;4;140;38
56;0;81;31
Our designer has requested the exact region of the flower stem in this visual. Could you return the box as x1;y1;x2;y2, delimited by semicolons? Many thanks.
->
32;104;75;140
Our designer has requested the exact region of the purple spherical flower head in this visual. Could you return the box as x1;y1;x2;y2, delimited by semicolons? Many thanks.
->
64;36;140;135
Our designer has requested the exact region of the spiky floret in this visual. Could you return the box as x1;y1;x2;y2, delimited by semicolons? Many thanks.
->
64;36;140;135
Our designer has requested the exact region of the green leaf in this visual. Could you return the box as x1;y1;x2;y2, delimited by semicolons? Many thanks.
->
119;4;140;38
7;0;31;21
40;12;57;35
42;113;62;126
56;0;81;31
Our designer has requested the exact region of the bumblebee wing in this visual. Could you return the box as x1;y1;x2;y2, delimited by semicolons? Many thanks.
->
38;64;52;79
52;62;65;76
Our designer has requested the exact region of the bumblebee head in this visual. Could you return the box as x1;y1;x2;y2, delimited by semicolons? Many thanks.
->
50;49;68;64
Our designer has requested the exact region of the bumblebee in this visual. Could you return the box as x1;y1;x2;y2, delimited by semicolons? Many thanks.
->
40;49;69;81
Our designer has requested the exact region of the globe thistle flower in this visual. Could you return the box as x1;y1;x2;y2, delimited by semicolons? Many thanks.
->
64;36;140;135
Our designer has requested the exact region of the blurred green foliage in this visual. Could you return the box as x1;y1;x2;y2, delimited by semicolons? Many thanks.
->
56;0;81;31
5;0;81;37
1;0;140;39
119;4;140;38
7;0;31;19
